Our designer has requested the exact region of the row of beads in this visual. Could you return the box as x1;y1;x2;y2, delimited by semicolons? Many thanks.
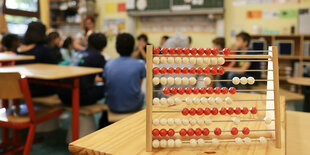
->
153;67;225;75
153;57;225;66
182;107;257;116
232;77;255;85
153;97;233;105
162;87;236;95
153;47;231;56
153;77;212;86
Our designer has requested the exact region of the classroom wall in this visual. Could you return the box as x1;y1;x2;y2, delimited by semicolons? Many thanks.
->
40;0;50;28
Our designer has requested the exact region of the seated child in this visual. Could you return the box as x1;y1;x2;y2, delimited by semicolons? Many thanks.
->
59;37;76;65
47;31;63;63
58;33;106;106
1;33;20;53
103;33;146;113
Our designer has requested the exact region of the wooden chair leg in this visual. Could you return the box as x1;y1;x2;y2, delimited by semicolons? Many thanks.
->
23;124;36;155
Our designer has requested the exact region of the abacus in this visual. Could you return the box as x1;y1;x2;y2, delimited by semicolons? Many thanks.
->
145;46;283;152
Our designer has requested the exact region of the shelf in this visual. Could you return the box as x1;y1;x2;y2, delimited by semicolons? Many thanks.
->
50;6;79;10
128;8;224;16
278;55;300;60
51;21;80;25
251;34;301;38
302;57;310;60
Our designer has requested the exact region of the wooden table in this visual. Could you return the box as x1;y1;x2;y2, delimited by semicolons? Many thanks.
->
69;93;286;155
0;53;35;62
0;63;103;141
287;77;310;112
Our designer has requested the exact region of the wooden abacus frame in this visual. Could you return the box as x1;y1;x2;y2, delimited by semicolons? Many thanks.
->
145;45;281;152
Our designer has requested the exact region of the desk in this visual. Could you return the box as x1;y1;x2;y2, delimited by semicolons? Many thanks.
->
69;93;286;155
0;53;35;62
0;63;102;141
287;77;310;112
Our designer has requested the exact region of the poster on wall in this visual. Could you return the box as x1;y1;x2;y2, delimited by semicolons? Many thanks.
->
103;19;125;40
246;10;262;19
262;10;280;19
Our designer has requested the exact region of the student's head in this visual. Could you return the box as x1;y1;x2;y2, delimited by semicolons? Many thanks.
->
160;35;169;46
212;37;225;50
1;33;20;52
137;34;148;47
23;22;47;45
116;33;135;56
235;32;251;50
87;33;107;52
62;37;73;49
47;31;61;48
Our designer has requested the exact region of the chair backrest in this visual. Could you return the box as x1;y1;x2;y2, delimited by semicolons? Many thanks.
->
0;72;24;99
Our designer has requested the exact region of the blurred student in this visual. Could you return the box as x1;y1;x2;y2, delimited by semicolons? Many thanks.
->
133;34;151;60
212;37;235;67
1;33;20;53
159;35;169;48
58;33;106;106
59;37;75;65
47;31;63;63
73;16;96;51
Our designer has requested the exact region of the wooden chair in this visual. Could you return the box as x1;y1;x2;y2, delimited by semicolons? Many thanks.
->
0;73;63;155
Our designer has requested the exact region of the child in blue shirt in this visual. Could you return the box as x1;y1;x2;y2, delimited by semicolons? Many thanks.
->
103;33;146;113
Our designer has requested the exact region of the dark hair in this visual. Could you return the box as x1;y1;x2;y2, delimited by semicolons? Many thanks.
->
212;37;225;49
137;34;148;43
23;22;47;45
63;37;73;48
236;32;251;47
84;16;95;35
1;33;19;49
88;33;107;52
47;31;60;45
116;33;135;56
162;35;169;40
188;36;192;44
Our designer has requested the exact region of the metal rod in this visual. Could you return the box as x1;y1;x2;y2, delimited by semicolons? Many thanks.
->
153;89;274;92
179;138;276;144
225;69;273;72
152;109;275;113
226;60;271;62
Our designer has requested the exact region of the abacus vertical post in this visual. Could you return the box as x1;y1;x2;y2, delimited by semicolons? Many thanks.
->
146;45;153;152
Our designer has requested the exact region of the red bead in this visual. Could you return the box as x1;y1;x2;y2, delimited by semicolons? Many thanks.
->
187;128;195;136
207;87;214;94
220;107;227;115
234;107;241;115
195;128;202;136
227;107;234;115
174;67;181;74
159;129;167;136
221;87;228;94
168;48;175;54
242;107;249;114
189;108;196;116
161;47;168;54
242;127;250;135
171;87;178;95
199;87;207;94
193;87;199;94
163;87;170;95
153;47;160;54
211;107;218;115
153;67;160;75
182;108;189;116
211;48;219;56
250;107;258;114
152;129;160;136
218;67;225;75
214;128;221;136
189;67;196;74
160;67;167;74
202;128;210;136
185;87;192;94
182;67;189;74
197;48;204;55
231;127;238;135
167;67;174;74
210;67;217;75
176;48;183;55
183;48;190;55
178;87;185;95
190;48;197;55
204;108;211;115
205;48;212;55
167;129;175;136
196;67;203;75
229;87;237;94
203;67;210;74
196;108;204;115
179;128;187;136
214;87;221;94
223;48;231;56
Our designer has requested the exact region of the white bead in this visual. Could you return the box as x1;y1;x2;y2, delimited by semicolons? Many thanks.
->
232;77;240;85
182;118;189;125
204;118;212;125
175;57;182;64
160;98;167;105
167;118;174;125
217;57;225;65
259;137;267;143
200;97;208;104
208;97;215;104
153;57;160;64
243;137;251;144
264;117;272;125
153;98;160;105
160;77;167;85
211;57;217;65
197;138;204;146
197;118;204;125
175;77;182;85
167;57;174;64
203;58;210;65
232;117;240;125
152;118;159;125
235;137;243;144
174;98;182;104
215;97;223;104
160;118;167;125
189;57;196;65
167;98;175;105
185;98;192;104
240;77;247;85
211;138;219;144
181;77;189;85
160;57;167;64
196;57;203;65
204;77;211;85
160;139;167;148
190;139;197;147
247;77;255;85
225;97;233;104
167;139;175;148
193;97;200;104
167;77;174;85
175;139;182;147
174;118;182;125
189;118;196;125
182;57;189;64
189;77;197;85
152;140;160;148
153;77;160;85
